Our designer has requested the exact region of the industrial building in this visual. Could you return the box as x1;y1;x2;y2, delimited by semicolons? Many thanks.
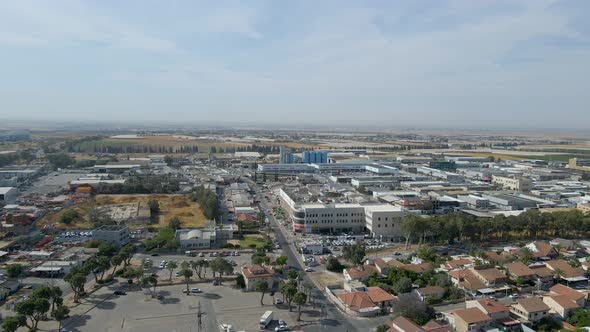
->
92;225;131;247
0;187;17;205
492;175;533;192
303;150;328;164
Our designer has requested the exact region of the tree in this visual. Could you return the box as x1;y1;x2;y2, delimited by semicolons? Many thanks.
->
326;256;344;272
342;243;366;267
64;266;88;303
84;257;99;282
148;199;160;214
32;285;62;313
1;317;21;332
567;308;590;327
392;277;413;294
167;261;178;280
180;268;193;295
120;244;137;266
417;246;437;263
110;254;124;278
6;264;23;279
518;247;534;264
276;255;288;267
47;153;74;170
255;280;269;306
141;275;158;297
53;305;70;331
60;209;78;224
280;280;298;312
98;242;117;257
293;291;307;321
392;293;433;325
168;217;182;229
376;325;389;332
536;317;561;332
97;255;111;281
14;296;50;331
236;274;246;289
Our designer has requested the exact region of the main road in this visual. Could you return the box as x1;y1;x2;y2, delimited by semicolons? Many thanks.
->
254;182;380;332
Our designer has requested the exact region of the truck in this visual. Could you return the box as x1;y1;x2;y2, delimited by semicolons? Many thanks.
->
259;310;273;329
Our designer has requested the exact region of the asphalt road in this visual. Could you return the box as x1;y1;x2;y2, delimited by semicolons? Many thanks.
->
259;193;374;332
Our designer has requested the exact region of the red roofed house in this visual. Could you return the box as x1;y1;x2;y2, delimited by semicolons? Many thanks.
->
451;307;492;332
549;284;588;307
542;294;580;318
386;316;451;332
241;265;275;291
336;291;381;316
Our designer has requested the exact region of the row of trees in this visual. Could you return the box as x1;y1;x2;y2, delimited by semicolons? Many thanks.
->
0;150;36;167
189;186;219;220
401;210;590;248
1;285;69;332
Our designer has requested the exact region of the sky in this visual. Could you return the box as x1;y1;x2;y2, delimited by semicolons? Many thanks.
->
0;0;589;129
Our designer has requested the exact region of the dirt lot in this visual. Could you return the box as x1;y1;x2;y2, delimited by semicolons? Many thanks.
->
38;194;207;230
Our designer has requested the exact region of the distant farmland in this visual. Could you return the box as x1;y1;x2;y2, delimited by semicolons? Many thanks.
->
71;136;251;154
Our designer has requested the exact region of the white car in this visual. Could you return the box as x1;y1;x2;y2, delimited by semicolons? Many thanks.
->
304;268;314;272
191;288;202;293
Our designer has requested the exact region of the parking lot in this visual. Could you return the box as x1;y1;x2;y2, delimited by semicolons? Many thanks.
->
58;275;316;332
133;252;254;281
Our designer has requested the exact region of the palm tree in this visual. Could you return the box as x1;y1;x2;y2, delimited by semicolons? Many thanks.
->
180;269;193;295
293;292;307;321
553;268;564;281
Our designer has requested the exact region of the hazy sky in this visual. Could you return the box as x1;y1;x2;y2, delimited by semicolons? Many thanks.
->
1;0;589;129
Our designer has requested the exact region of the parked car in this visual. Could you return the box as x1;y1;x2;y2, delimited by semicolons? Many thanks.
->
113;290;126;295
191;288;202;293
304;268;314;272
275;326;289;331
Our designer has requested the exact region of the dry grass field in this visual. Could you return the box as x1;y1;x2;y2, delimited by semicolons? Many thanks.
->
38;194;207;230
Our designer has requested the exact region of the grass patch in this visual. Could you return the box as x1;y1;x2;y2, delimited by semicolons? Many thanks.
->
240;234;269;249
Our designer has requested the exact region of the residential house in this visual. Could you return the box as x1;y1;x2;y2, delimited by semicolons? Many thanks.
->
549;284;588;307
241;265;275;291
451;307;493;332
386;317;451;332
545;260;587;285
542;294;579;318
336;291;381;316
510;297;550;324
466;299;510;321
413;286;445;302
550;238;577;251
505;262;536;282
440;258;473;272
374;258;405;275
401;263;431;274
448;269;486;294
471;267;509;287
526;241;558;260
343;264;379;283
529;265;555;289
367;286;396;314
483;251;514;265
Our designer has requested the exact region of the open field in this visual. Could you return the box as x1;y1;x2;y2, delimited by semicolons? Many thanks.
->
38;194;207;230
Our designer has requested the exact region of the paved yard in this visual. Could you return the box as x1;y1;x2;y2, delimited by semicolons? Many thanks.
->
31;275;322;332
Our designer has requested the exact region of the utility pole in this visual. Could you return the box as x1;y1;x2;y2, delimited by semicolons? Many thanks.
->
196;301;203;332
